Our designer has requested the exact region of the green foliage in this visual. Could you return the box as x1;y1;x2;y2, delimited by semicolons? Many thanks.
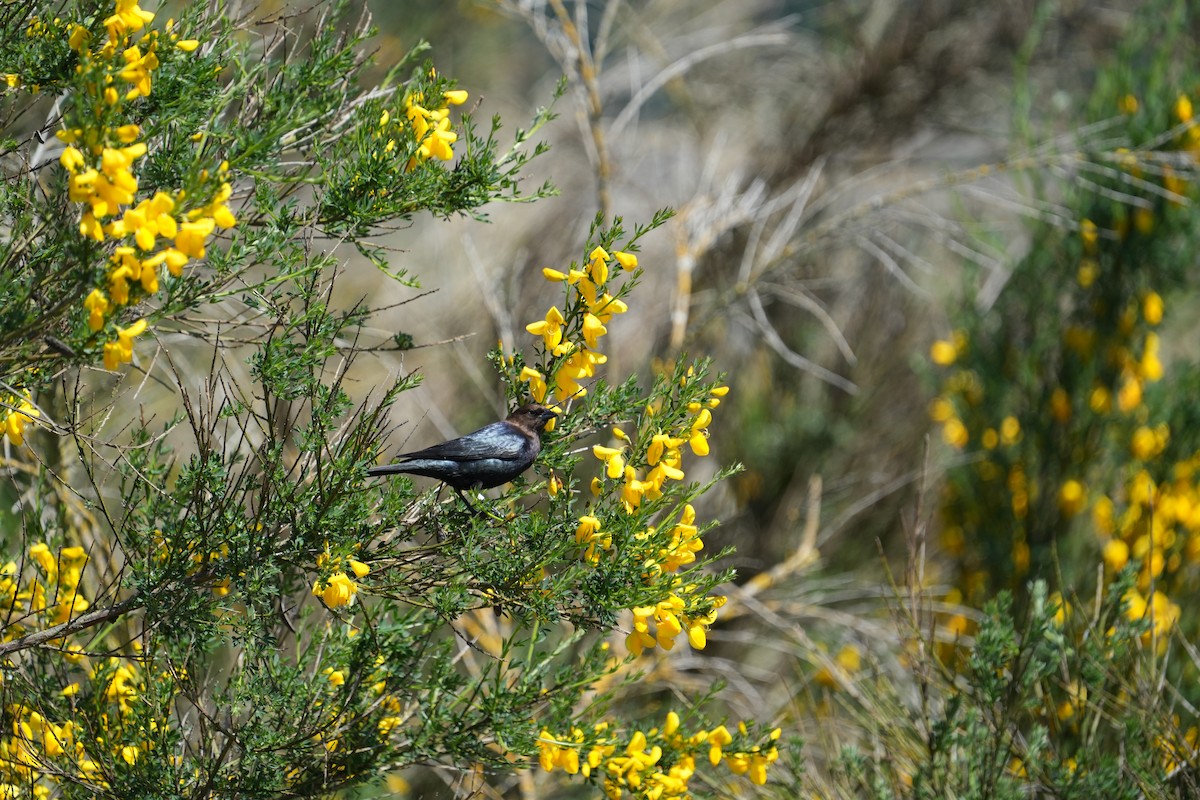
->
819;577;1198;799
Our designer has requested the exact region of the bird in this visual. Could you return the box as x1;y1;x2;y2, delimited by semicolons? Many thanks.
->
367;403;557;512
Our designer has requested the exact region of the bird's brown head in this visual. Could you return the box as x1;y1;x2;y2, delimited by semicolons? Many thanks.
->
507;403;557;435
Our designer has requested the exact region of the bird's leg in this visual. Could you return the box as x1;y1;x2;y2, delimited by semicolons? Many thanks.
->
454;487;509;521
453;487;483;516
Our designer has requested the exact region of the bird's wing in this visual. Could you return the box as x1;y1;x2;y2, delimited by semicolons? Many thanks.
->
398;422;526;462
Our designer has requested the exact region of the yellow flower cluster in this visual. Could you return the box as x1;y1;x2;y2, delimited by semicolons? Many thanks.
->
54;0;233;371
0;542;90;642
0;390;39;447
522;246;636;409
1158;720;1199;776
574;374;729;656
626;587;725;656
590;383;724;516
1122;588;1180;652
0;647;156;792
369;81;468;175
536;713;781;798
1;704;82;790
404;83;468;166
1090;452;1200;643
311;548;371;610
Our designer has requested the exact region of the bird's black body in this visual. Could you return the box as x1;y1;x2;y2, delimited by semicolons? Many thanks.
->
367;404;556;494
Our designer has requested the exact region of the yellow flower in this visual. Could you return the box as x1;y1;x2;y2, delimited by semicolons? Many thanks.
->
1131;425;1167;460
104;0;156;41
526;306;566;352
1176;93;1194;123
930;339;957;365
999;416;1020;445
681;412;709;459
574;515;611;564
518;366;548;403
581;313;607;349
1143;291;1164;325
313;572;357;609
614;251;638;271
1093;495;1115;536
84;289;109;331
1050;592;1072;626
175;39;200;52
593;444;625;479
928;397;953;422
555;349;605;400
1077;259;1098;287
589;293;628;323
443;89;468;105
707;725;732;766
117;44;159;99
1117;374;1143;413
175;218;216;258
1058;480;1086;517
1089;386;1112;414
1118;93;1139;114
68;24;90;53
60;146;85;172
1080;218;1098;252
941;417;968;449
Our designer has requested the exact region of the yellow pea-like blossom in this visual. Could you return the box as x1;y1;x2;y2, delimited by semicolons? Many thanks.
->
526;306;566;352
1176;93;1194;123
589;293;628;323
941;417;968;449
581;313;607;349
930;339;957;365
1090;386;1112;414
104;0;155;41
519;366;548;404
84;289;110;331
1118;374;1143;413
1080;218;1099;253
614;251;638;271
593;444;625;479
175;217;216;258
1058;480;1086;517
313;572;358;609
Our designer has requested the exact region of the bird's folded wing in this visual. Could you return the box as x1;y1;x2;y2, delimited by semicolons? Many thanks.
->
398;422;525;461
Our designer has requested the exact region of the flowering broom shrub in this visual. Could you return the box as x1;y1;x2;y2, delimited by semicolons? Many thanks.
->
0;2;783;797
912;0;1200;793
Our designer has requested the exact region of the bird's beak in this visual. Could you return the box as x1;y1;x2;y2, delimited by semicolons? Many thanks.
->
543;408;559;420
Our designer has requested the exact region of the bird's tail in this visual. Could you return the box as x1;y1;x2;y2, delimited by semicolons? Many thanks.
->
366;463;411;477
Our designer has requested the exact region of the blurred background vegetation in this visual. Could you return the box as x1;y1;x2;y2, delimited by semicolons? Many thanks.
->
336;0;1200;795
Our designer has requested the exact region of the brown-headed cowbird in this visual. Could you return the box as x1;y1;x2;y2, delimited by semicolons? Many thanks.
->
367;404;557;511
